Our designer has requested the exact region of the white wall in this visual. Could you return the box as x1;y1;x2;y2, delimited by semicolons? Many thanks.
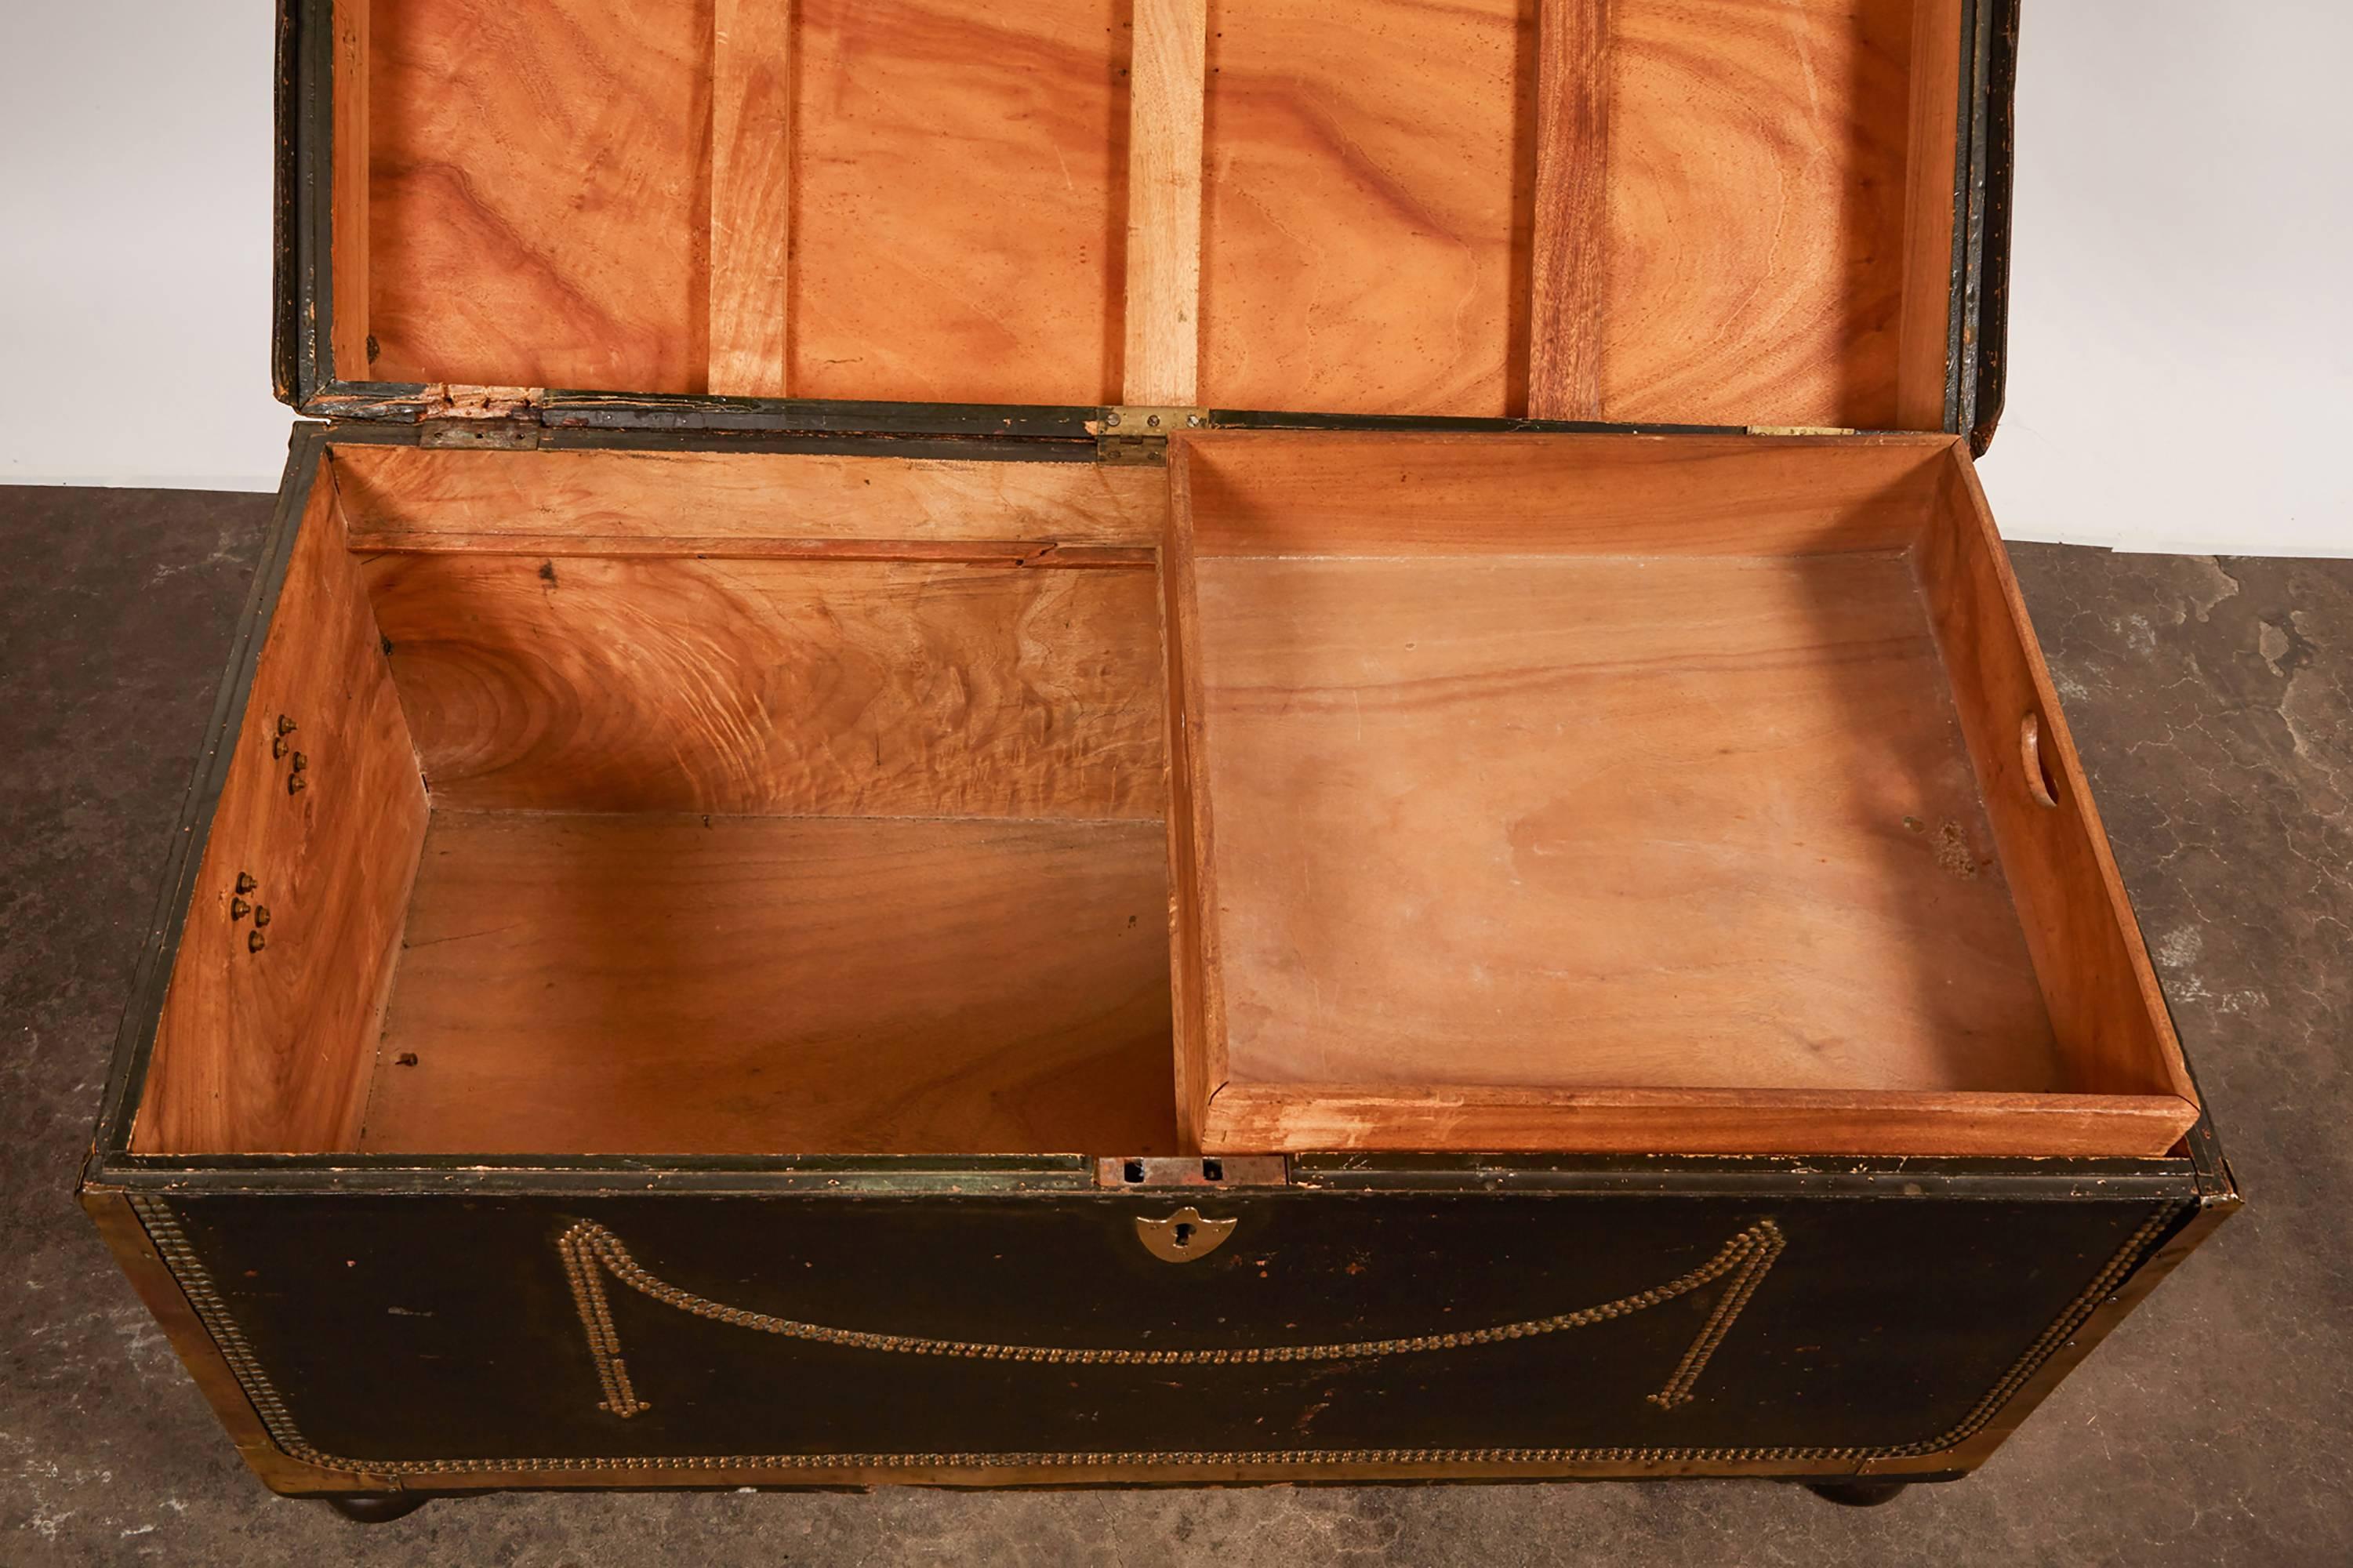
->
1978;0;2353;555
2;4;2346;550
0;5;287;490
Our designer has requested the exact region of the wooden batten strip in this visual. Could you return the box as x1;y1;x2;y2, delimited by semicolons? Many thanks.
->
1527;0;1612;420
343;531;1153;569
329;0;371;379
1121;0;1209;405
1894;0;1966;429
707;0;794;397
1203;1085;2202;1161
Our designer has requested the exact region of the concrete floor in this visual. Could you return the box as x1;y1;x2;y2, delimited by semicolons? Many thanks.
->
2;485;2345;1566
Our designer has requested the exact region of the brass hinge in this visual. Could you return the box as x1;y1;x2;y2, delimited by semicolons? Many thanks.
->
419;383;546;449
1745;424;1857;437
1092;405;1208;464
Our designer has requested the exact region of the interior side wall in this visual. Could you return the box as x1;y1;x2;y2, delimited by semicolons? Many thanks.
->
361;551;1168;818
338;0;1963;430
1912;448;2202;1105
326;446;1167;550
1175;431;1955;557
133;459;428;1154
1160;447;1219;1149
335;444;1170;820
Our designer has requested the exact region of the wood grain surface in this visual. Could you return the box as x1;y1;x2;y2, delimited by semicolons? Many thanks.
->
1528;0;1612;419
347;1;1962;429
136;471;427;1154
1207;1084;2202;1160
1160;450;1222;1146
331;446;1167;550
789;0;1128;405
1895;0;1966;428
1916;447;2202;1105
329;0;371;379
1200;0;1531;417
1599;0;1917;428
1192;550;2064;1097
1177;430;1952;557
708;0;796;397
367;0;714;391
362;551;1167;819
1123;0;1207;405
359;811;1177;1156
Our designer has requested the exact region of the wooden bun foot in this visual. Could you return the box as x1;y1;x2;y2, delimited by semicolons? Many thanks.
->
1804;1479;1911;1508
322;1493;430;1523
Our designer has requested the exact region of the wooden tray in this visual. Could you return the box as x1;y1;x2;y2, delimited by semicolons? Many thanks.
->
1160;431;2202;1157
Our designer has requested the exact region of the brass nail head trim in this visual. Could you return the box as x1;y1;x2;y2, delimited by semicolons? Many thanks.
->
119;1197;2183;1483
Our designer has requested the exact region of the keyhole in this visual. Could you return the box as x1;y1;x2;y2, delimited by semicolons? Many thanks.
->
1172;1222;1195;1250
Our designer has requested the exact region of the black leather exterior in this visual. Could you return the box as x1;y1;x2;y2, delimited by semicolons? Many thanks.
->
154;1188;2179;1469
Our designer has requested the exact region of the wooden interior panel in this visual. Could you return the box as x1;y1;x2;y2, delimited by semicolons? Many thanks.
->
340;1;1965;428
1914;448;2200;1104
1178;431;1952;557
1896;0;1966;428
367;0;713;391
1207;1085;2206;1160
362;551;1167;819
1598;0;1917;428
328;0;370;379
1123;0;1208;405
1198;0;1532;418
135;466;427;1154
1160;452;1222;1147
707;0;796;397
1527;0;1611;420
330;446;1167;551
359;811;1176;1156
788;0;1127;405
1192;549;2063;1094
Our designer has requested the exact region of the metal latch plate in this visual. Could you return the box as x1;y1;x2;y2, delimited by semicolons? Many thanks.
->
419;420;542;451
1095;1155;1287;1189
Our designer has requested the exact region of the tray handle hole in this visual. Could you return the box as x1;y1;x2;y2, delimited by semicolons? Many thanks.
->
2021;713;2061;809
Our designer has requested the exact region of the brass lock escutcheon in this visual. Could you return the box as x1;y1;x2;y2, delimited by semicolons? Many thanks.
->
1134;1207;1236;1264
